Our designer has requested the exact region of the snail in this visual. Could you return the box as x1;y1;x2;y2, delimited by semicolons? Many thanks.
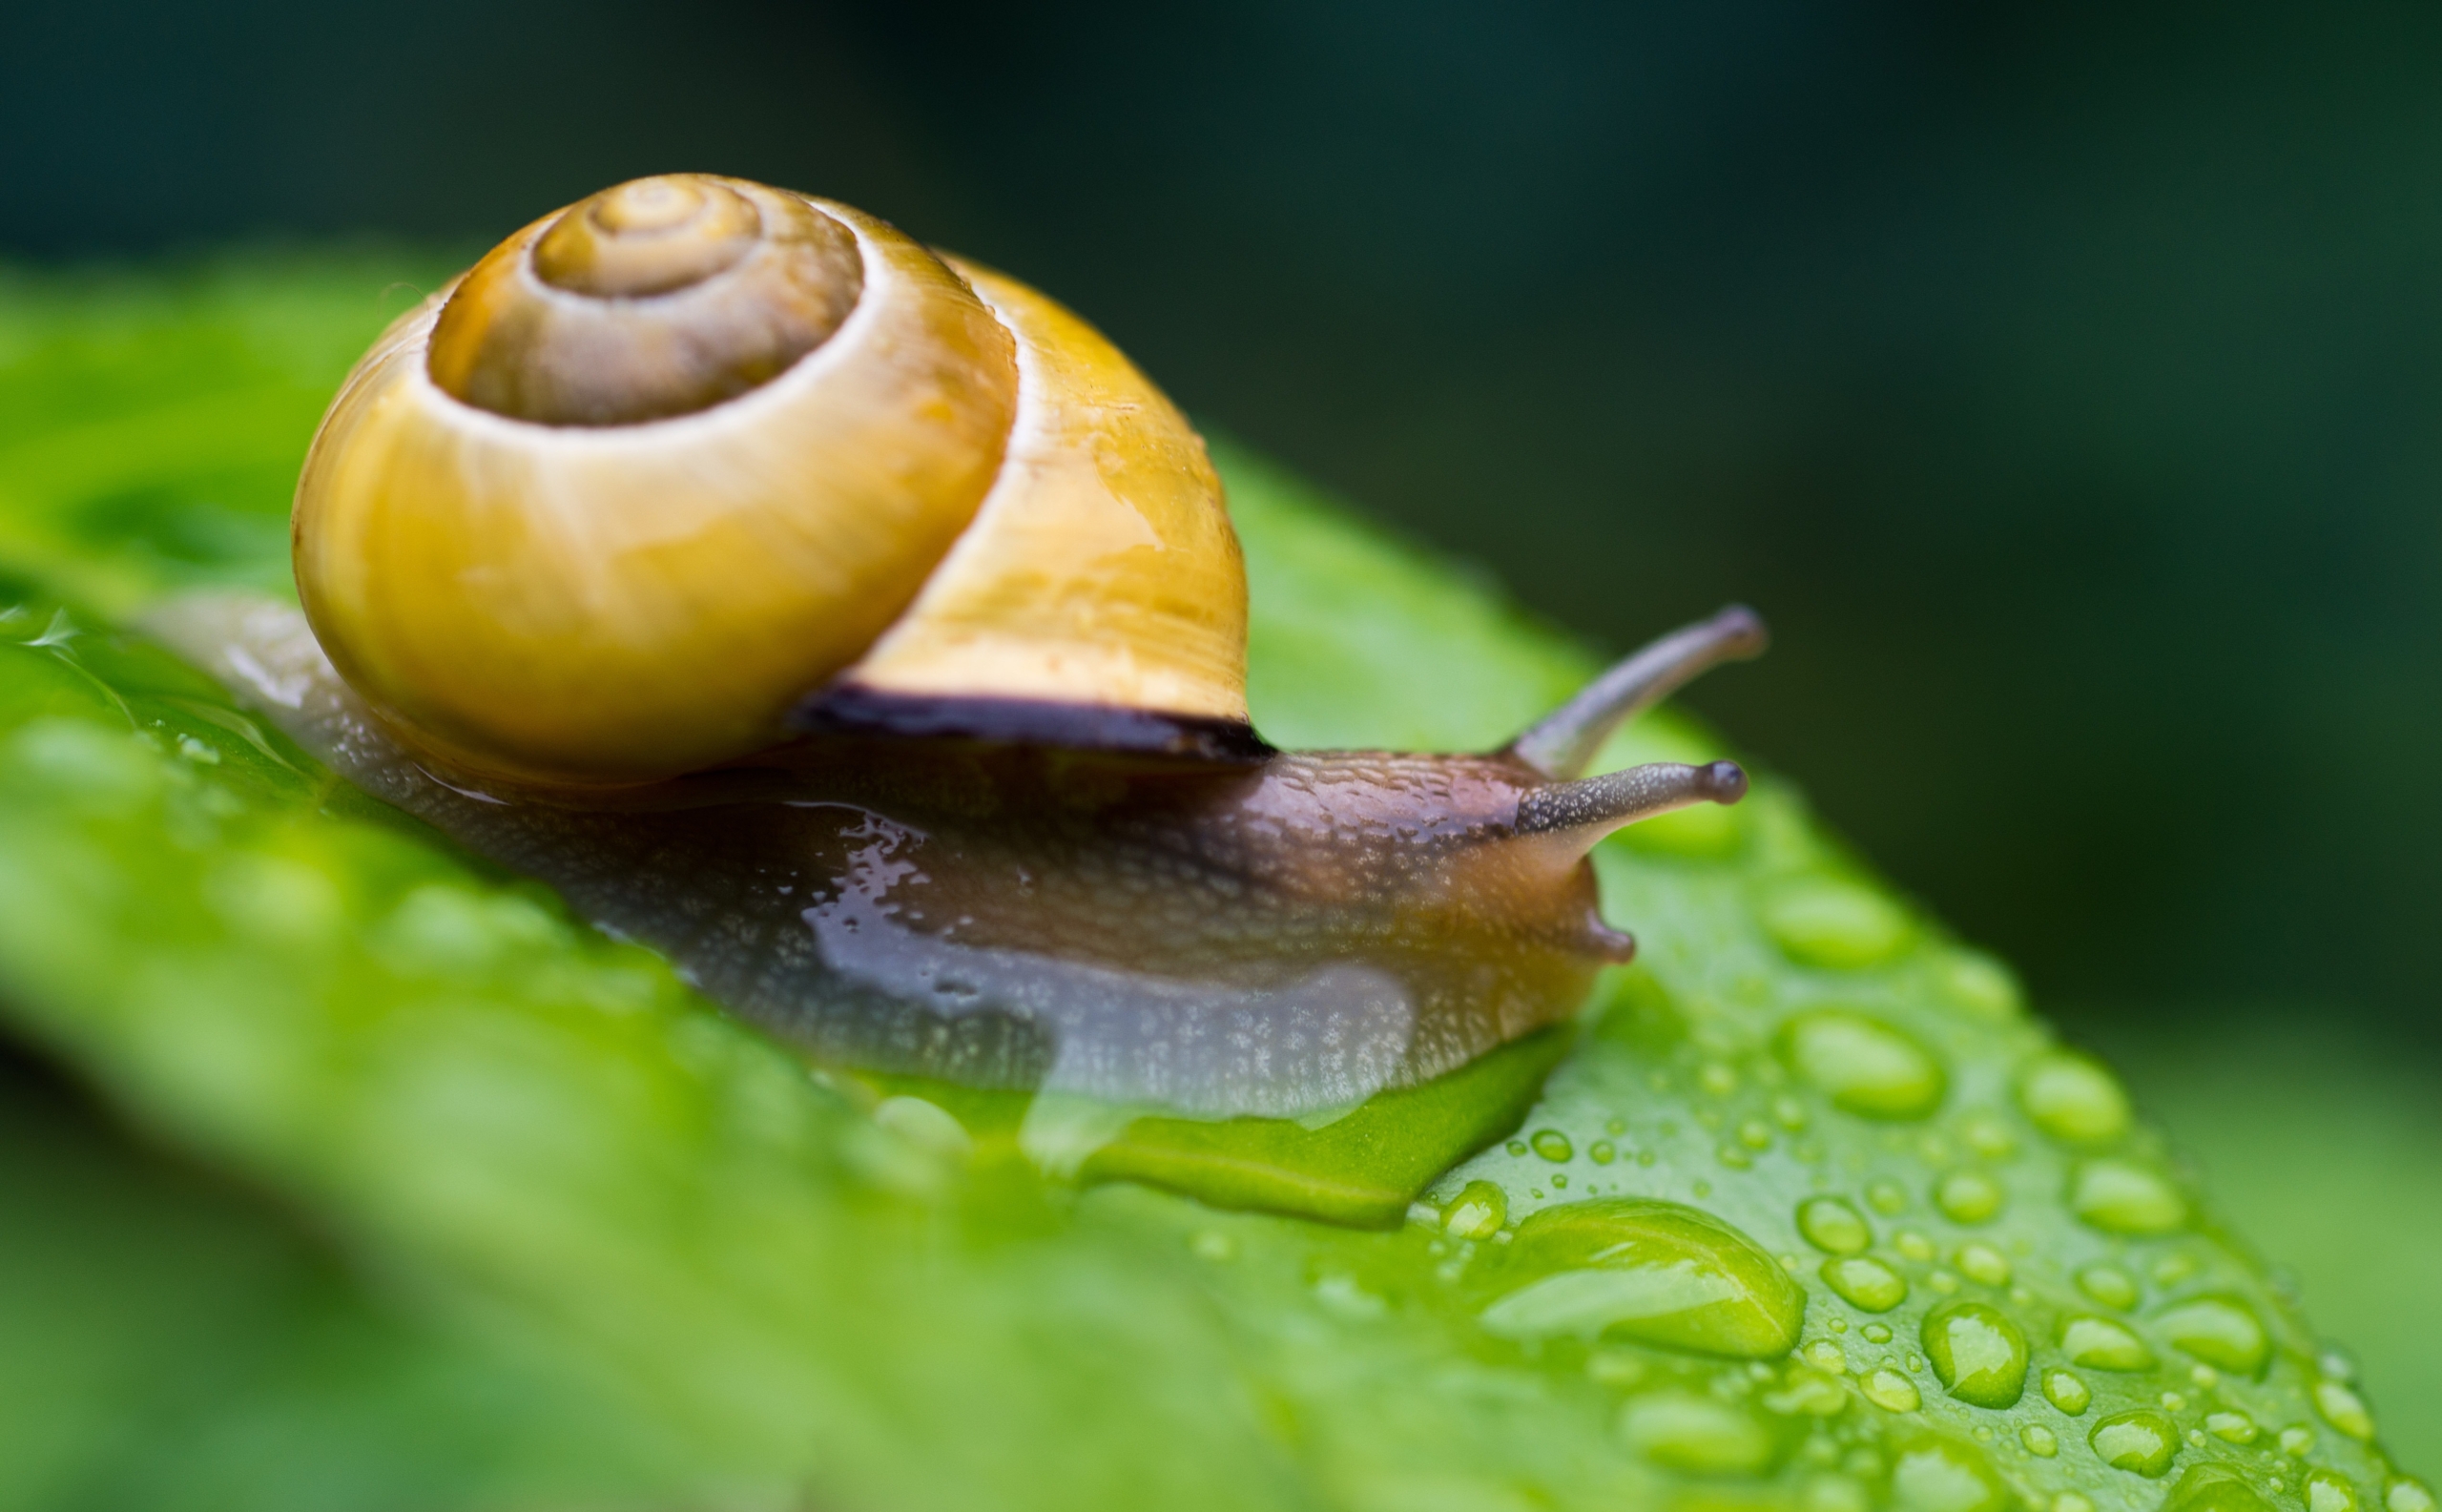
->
154;174;1766;1125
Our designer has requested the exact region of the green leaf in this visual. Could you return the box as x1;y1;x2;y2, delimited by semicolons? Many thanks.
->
0;259;2421;1511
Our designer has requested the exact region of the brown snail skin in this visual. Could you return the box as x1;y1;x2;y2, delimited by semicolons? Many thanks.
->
155;174;1767;1127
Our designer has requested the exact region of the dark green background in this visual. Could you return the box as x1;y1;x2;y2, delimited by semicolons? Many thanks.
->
5;4;2435;1054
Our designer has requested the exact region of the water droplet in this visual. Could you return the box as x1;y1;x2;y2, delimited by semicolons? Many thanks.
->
1532;1129;1574;1162
1867;1179;1909;1215
2018;1051;2133;1146
1956;1243;2011;1286
2060;1315;2157;1371
1311;1272;1387;1319
2390;1481;2436;1512
1935;951;2022;1020
1590;1140;1616;1165
1803;1339;1848;1374
2152;1295;2268;1376
1442;1180;1508;1240
1473;1198;1806;1358
1935;1170;2005;1224
1617;1391;1775;1475
2075;1264;2140;1310
1779;1012;1946;1119
2090;1410;2179;1478
2069;1158;2188;1234
2022;1424;2059;1457
1506;1140;1528;1156
1740;1119;1775;1150
2282;1426;2316;1456
2041;1368;2091;1415
1921;1302;2030;1409
1797;1196;1873;1254
873;1095;972;1161
2315;1379;2376;1440
2308;1472;2363;1512
1862;1322;1893;1343
1895;1230;1935;1261
1822;1256;1909;1313
1761;876;1914;968
2167;1469;2279;1512
1861;1368;1921;1412
1766;1366;1849;1417
1890;1439;2009;1512
2204;1410;2256;1443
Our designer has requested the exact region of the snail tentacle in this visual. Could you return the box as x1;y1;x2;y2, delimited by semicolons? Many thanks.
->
1514;759;1749;846
1506;606;1768;780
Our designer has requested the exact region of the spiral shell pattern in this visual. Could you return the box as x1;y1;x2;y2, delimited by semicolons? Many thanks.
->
292;175;1249;788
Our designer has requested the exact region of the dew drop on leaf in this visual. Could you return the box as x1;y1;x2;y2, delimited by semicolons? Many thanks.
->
2041;1368;2092;1414
2314;1378;2377;1440
2089;1409;2179;1477
1440;1179;1507;1241
2018;1051;2133;1146
1860;1368;1921;1412
1617;1392;1774;1474
1777;1011;1945;1120
2204;1409;2257;1443
1934;1170;2004;1224
2059;1315;2156;1371
2074;1263;2140;1310
1921;1301;2029;1408
2308;1471;2364;1512
1931;950;2021;1021
1821;1256;1909;1313
2166;1469;2279;1512
2068;1158;2188;1234
1759;877;1914;968
2153;1295;2269;1375
1472;1199;1805;1358
1889;1439;2009;1512
1795;1195;1872;1254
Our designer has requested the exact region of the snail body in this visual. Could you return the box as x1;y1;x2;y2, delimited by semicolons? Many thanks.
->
166;175;1767;1123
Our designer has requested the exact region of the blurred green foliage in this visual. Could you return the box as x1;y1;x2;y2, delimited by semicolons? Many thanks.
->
0;259;2425;1510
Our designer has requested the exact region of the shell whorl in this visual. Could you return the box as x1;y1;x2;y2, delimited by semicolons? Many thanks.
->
290;175;1252;791
428;176;863;426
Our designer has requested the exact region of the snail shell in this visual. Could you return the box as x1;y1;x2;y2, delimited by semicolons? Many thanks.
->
295;174;1251;789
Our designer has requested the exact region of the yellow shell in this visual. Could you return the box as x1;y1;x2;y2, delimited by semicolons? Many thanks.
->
292;174;1249;789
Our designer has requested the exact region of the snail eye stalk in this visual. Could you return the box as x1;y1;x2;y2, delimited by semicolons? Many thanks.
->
1506;605;1768;780
1515;759;1749;847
